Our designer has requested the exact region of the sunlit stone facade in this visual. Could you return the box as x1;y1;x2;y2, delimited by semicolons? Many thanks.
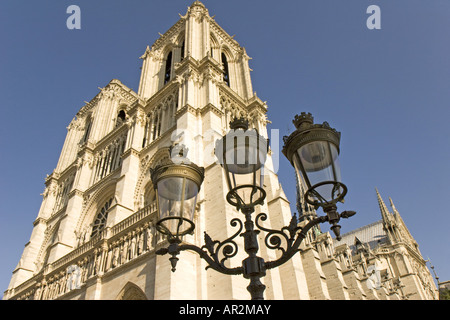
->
4;1;437;300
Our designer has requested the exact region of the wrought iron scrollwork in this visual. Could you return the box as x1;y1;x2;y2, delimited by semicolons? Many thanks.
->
255;213;301;255
156;207;356;299
201;218;243;271
156;217;244;276
263;215;328;270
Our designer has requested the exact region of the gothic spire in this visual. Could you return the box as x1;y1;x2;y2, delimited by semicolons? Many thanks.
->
387;196;418;250
376;187;391;223
376;187;400;245
389;197;399;216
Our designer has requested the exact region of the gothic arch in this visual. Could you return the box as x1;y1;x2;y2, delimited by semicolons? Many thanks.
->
162;45;175;85
175;30;185;45
175;31;185;61
35;220;62;271
248;109;266;132
210;32;219;59
75;181;117;244
90;197;114;238
133;147;171;208
220;46;234;87
142;181;156;207
115;108;127;128
117;103;128;113
219;95;247;129
164;51;173;84
116;282;147;300
220;43;234;59
81;113;93;143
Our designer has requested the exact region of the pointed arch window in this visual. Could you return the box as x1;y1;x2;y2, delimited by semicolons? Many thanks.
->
221;52;230;87
180;41;185;61
81;116;92;143
164;51;173;85
143;184;157;207
152;113;159;140
116;282;147;300
116;110;126;127
142;113;150;148
53;175;75;214
91;198;113;238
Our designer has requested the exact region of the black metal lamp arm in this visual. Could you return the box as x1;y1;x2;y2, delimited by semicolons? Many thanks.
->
258;209;356;271
155;217;244;276
155;209;355;300
259;214;328;270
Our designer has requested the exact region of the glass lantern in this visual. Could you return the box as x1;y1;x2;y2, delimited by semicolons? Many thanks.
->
150;156;204;240
215;118;268;212
282;112;346;207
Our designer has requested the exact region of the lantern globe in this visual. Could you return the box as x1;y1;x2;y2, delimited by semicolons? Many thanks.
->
215;118;268;211
282;112;346;207
151;158;204;239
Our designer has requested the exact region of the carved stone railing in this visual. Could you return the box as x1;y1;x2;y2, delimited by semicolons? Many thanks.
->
11;203;159;300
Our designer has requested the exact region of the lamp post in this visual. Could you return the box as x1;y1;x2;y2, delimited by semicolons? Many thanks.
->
154;115;355;300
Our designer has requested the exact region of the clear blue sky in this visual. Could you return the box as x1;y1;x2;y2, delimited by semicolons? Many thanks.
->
1;0;449;298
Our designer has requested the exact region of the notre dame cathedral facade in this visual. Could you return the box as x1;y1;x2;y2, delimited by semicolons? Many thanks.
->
4;1;437;300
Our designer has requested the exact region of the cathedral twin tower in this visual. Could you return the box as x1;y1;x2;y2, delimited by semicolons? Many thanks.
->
4;2;437;300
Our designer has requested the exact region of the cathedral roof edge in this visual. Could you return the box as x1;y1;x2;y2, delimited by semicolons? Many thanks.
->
75;79;139;118
150;19;185;52
105;79;139;98
209;19;242;52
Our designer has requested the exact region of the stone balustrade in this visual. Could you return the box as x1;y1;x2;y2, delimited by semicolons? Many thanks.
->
11;203;159;300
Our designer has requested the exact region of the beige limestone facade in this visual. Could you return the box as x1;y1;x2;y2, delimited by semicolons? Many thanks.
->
4;1;438;300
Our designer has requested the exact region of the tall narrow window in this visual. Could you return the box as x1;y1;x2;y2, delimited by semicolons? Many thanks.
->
116;110;126;127
142;113;153;148
91;198;113;238
222;53;230;87
142;116;149;148
164;51;173;84
180;41;185;61
157;118;162;137
152;113;159;141
53;176;74;214
81;117;92;143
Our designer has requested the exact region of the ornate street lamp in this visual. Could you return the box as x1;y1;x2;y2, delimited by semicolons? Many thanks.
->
282;112;355;239
150;162;204;239
150;146;205;270
214;118;268;212
155;115;355;300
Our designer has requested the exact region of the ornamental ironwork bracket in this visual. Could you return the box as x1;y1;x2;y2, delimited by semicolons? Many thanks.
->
155;208;356;300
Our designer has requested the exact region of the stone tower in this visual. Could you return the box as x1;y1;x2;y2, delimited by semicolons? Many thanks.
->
4;1;308;300
4;2;438;300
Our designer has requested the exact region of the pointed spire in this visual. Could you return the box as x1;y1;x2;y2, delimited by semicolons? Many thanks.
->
386;196;416;247
389;197;399;215
354;237;369;254
354;236;363;248
376;187;391;223
376;188;405;246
